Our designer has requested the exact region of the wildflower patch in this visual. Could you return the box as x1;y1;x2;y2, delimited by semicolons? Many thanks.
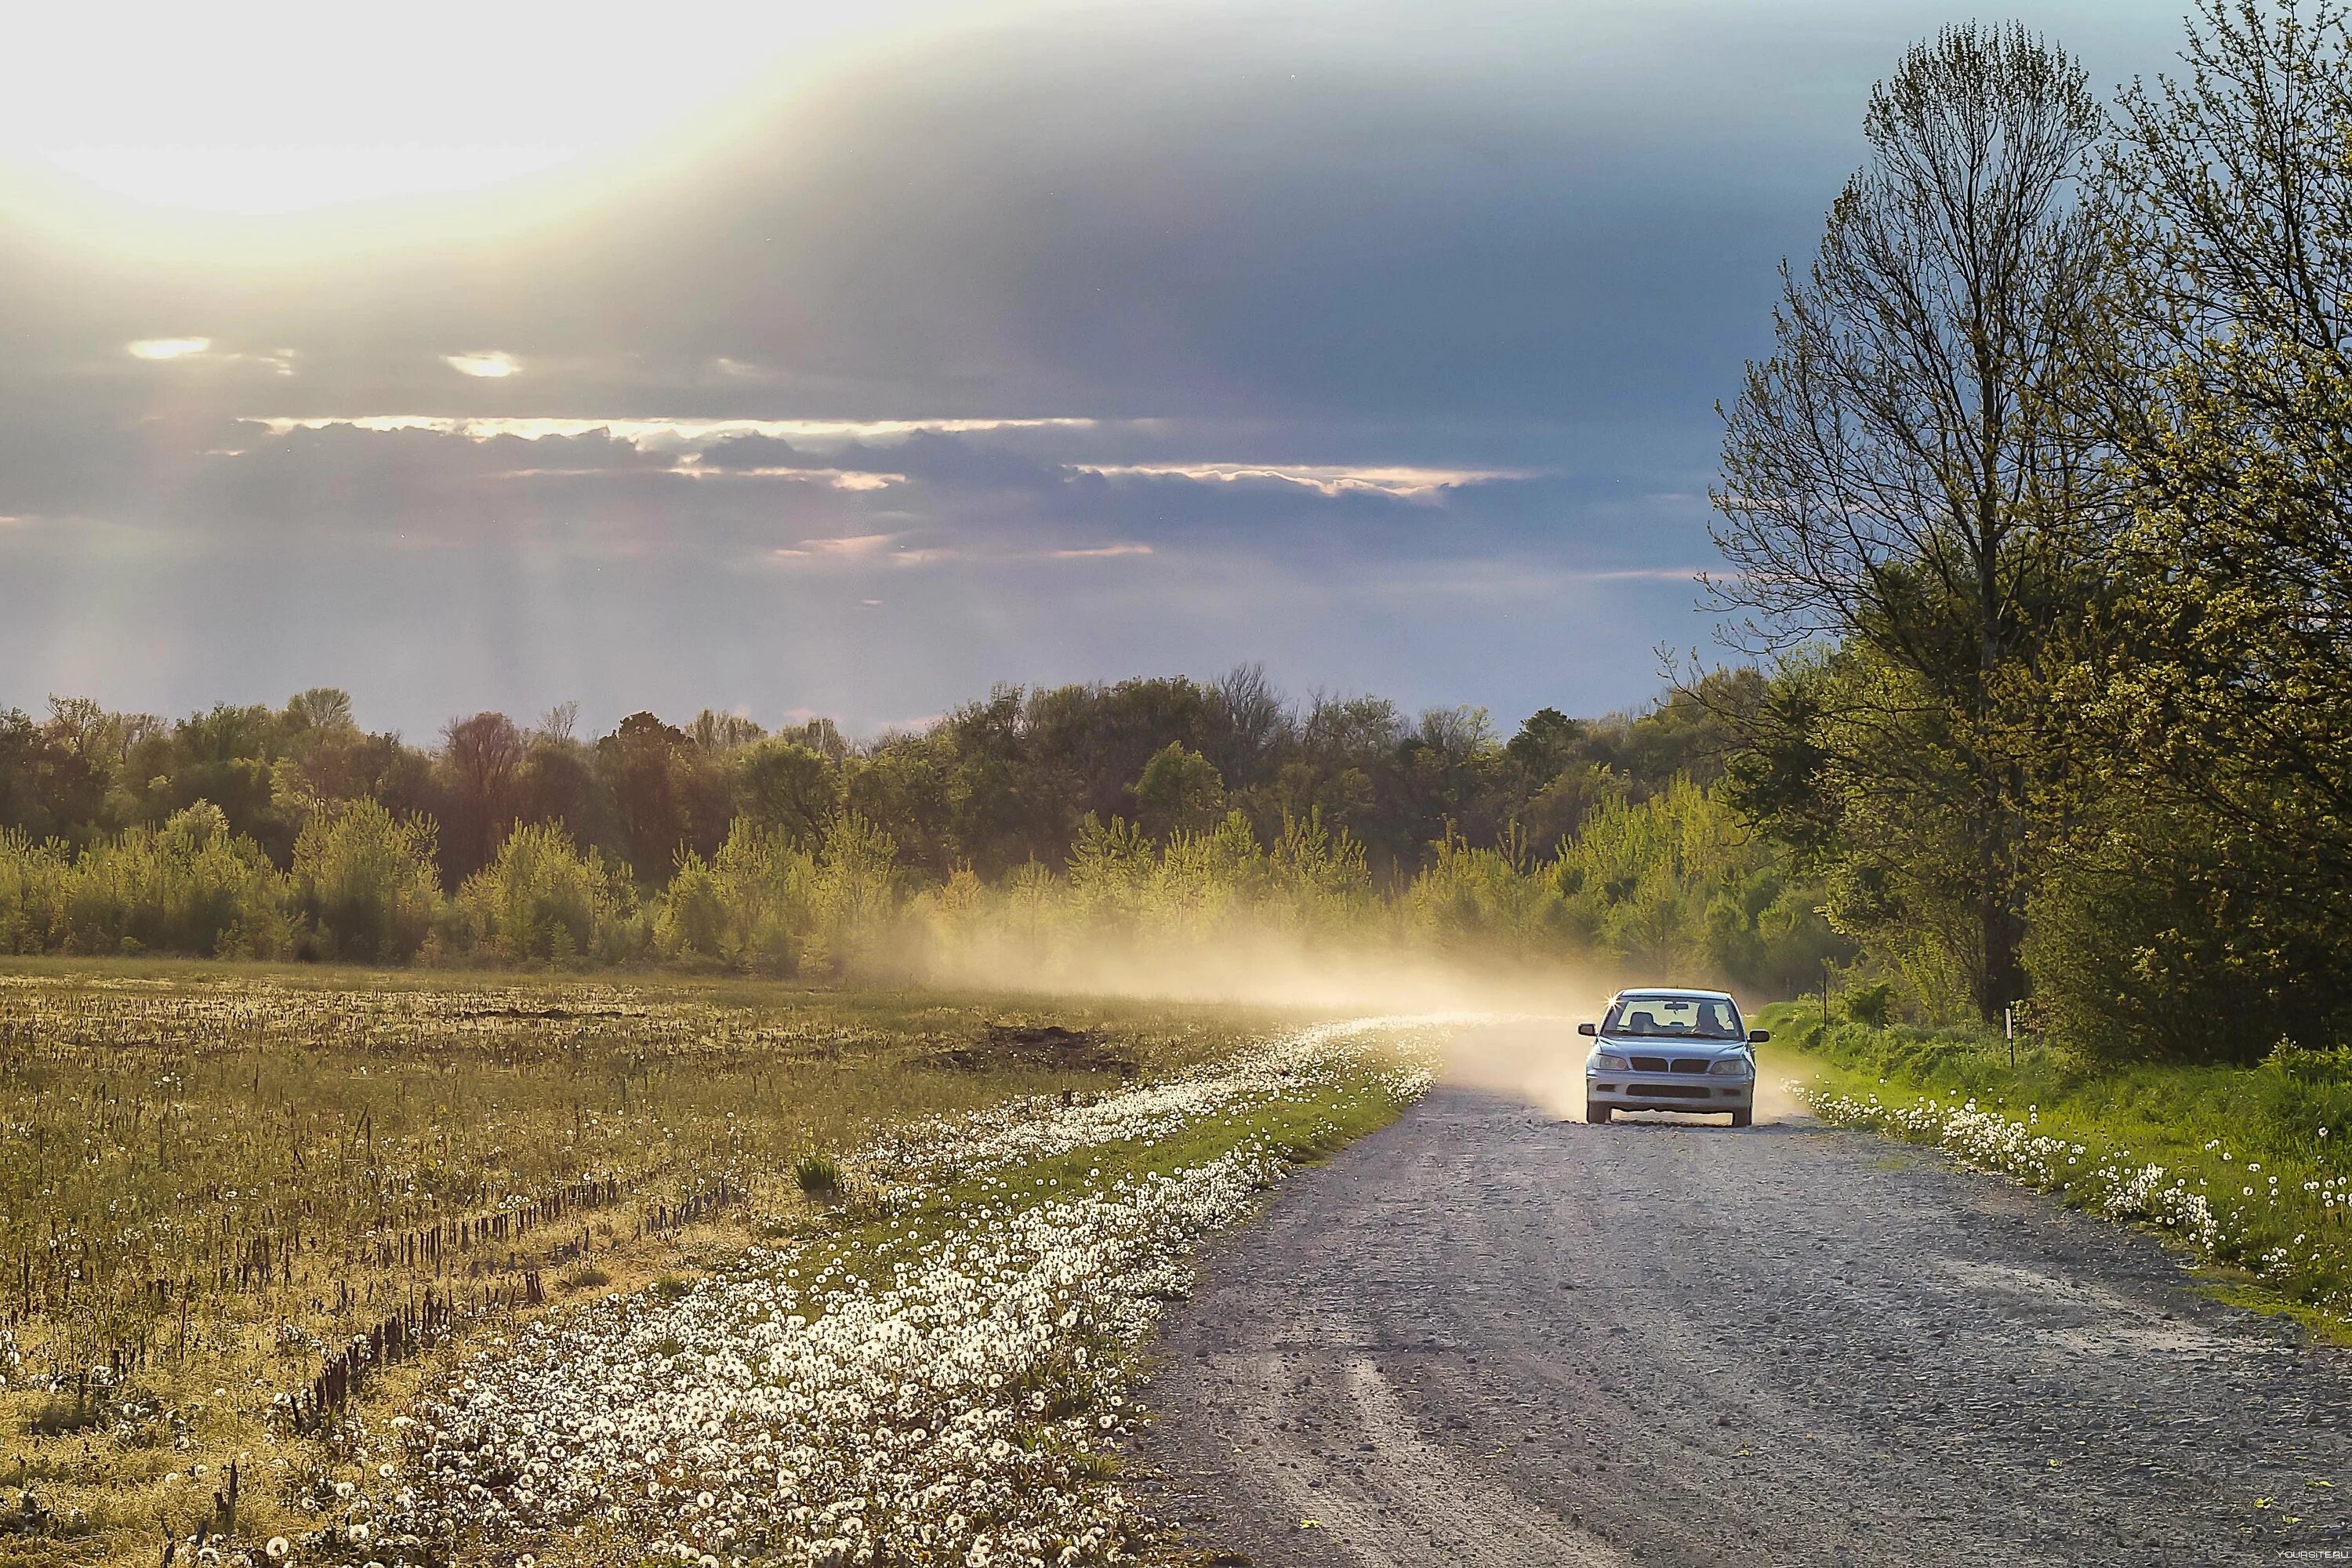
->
1798;1081;2351;1328
367;1019;1440;1567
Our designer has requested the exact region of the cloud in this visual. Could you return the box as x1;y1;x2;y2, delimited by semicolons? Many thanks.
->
443;351;521;378
1069;462;1536;500
497;460;906;491
771;532;903;561
247;414;1095;451
1572;565;1709;582
762;531;1158;572
670;462;903;491
127;337;212;360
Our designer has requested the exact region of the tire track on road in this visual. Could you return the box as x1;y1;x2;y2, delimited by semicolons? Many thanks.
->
1131;1037;2352;1567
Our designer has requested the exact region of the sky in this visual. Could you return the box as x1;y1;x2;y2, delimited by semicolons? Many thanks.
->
0;0;2181;741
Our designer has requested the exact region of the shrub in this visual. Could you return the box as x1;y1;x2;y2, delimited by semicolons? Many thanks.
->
452;822;634;965
2024;802;2348;1064
648;814;902;975
291;798;444;962
794;1153;843;1200
56;804;289;958
0;831;70;953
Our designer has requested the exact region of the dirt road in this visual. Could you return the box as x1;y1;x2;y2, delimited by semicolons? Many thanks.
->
1131;1040;2352;1566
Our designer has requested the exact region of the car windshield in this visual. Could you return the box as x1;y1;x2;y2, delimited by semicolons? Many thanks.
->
1602;995;1744;1040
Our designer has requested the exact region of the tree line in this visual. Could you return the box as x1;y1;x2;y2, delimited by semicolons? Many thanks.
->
1709;0;2352;1062
0;670;1844;991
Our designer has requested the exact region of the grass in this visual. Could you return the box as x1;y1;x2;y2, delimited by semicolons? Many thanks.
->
391;1022;1435;1568
0;957;1297;1566
1762;1001;2352;1330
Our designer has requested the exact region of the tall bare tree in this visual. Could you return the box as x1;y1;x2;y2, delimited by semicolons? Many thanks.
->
1710;24;2108;1022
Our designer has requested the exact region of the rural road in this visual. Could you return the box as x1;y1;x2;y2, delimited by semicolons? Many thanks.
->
1131;1026;2352;1566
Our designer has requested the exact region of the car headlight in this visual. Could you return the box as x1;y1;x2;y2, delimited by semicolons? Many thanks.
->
1707;1053;1753;1076
1589;1052;1629;1073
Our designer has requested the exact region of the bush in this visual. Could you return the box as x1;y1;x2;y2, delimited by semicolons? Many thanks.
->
452;822;635;965
794;1152;843;1200
2024;803;2349;1065
56;804;289;958
0;831;70;953
649;813;903;976
291;799;444;962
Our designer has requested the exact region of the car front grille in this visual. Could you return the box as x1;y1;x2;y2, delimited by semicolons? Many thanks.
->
1628;1054;1711;1074
1629;1081;1713;1099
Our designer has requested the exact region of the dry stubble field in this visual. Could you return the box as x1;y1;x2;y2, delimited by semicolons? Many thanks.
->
0;960;1395;1568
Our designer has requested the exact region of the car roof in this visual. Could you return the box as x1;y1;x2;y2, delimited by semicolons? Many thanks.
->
1609;988;1736;1001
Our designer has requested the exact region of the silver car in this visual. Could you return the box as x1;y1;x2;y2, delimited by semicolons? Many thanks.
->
1581;987;1766;1126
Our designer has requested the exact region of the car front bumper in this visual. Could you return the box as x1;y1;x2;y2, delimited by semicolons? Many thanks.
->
1585;1075;1754;1113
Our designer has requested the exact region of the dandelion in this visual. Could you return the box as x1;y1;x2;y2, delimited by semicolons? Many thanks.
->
264;1539;290;1562
377;1019;1443;1568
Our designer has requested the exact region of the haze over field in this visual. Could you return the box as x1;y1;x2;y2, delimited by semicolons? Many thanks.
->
0;0;2174;738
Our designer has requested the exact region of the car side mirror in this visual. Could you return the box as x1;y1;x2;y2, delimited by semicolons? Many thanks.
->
1748;1029;1771;1044
1577;1022;1597;1036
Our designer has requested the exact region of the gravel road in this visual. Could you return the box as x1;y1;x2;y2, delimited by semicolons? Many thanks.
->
1130;1026;2352;1567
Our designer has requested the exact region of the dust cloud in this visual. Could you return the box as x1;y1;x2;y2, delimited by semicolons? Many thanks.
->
913;920;1616;1024
912;924;1806;1127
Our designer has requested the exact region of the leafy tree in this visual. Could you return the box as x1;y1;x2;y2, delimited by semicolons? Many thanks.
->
597;712;689;883
452;822;634;966
738;739;840;841
2050;0;2352;1047
58;803;289;958
437;711;527;883
1976;0;2352;1058
1712;24;2108;1021
1131;742;1227;841
844;731;956;878
290;798;442;963
1505;708;1587;782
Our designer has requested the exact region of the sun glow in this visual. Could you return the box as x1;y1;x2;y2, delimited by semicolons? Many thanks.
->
443;352;521;379
0;2;992;220
125;337;212;361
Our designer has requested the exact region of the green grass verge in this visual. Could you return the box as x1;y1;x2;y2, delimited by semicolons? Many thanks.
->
1760;1002;2352;1331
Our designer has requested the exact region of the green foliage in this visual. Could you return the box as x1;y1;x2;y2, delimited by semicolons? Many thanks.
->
1711;27;2108;1024
289;798;442;962
1770;998;2352;1317
2022;797;2345;1065
0;670;1851;995
738;739;840;840
0;804;289;958
2021;0;2352;1064
452;822;634;966
794;1152;844;1200
1841;980;1895;1029
1130;742;1226;842
651;814;902;977
0;830;69;954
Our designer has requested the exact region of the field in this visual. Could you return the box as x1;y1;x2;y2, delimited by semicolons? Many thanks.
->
0;960;1389;1567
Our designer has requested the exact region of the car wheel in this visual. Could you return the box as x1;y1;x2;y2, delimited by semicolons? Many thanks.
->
1588;1102;1612;1124
1730;1108;1753;1128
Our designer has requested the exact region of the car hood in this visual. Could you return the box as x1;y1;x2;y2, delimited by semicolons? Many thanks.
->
1594;1036;1748;1053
